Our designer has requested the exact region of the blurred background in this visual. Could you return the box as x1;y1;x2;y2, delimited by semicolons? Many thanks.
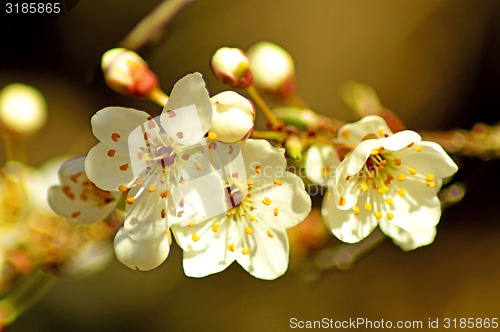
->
1;0;499;330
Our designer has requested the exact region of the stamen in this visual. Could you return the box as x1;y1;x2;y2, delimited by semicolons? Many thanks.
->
377;186;389;195
339;197;346;206
227;244;235;252
161;209;166;218
119;164;129;171
107;149;116;157
212;224;220;233
394;158;402;166
242;248;251;255
273;208;279;216
160;190;169;198
245;227;253;235
384;198;393;206
111;133;120;142
374;211;382;219
398;188;406;196
118;185;128;192
192;233;200;242
425;174;435;181
126;198;135;205
397;174;405;181
407;167;417;175
360;183;369;192
387;212;394;220
148;184;156;192
364;202;373;212
353;206;360;215
415;145;423;152
255;165;261;174
267;229;274;238
207;132;217;140
71;211;81;218
273;179;283;186
262;197;271;205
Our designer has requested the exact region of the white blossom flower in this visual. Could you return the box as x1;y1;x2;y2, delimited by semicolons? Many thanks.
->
85;72;217;269
48;156;121;225
172;139;312;280
210;91;255;143
308;115;458;250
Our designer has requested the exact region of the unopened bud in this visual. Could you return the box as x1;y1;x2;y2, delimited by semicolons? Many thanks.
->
0;83;47;136
273;106;321;130
247;41;295;96
285;135;303;160
101;48;159;99
210;91;255;142
211;47;252;88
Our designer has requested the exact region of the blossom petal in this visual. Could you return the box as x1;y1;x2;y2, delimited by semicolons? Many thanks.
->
179;221;238;277
305;143;340;186
114;228;170;271
322;191;379;243
337;115;392;145
85;142;135;191
239;139;286;187
379;178;442;250
250;172;311;229
235;216;290;280
171;215;226;252
91;107;152;151
48;186;117;225
123;173;170;240
396;141;458;179
161;73;212;144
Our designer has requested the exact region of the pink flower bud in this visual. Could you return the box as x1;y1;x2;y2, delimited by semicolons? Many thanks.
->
101;48;159;98
210;47;252;88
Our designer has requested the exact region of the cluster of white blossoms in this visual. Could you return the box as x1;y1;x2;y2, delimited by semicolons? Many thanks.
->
49;63;458;279
306;115;458;250
49;73;311;279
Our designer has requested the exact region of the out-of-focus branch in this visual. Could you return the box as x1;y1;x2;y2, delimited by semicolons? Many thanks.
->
119;0;195;52
421;122;500;160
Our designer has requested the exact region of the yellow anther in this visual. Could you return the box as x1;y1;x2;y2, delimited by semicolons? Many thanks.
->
227;244;235;252
192;233;200;242
245;227;254;235
360;183;369;192
187;222;196;227
262;197;271;205
273;208;279;216
377;186;389;195
160;190;169;198
147;184;156;192
397;174;405;181
267;229;274;238
126;197;135;205
247;179;254;186
407;167;417;175
207;132;217;140
242;248;251;255
371;149;380;155
339;196;346;206
427;181;436;188
326;192;332;201
394;158;402;166
341;129;350;139
118;185;128;192
387;212;394;220
384;198;393;206
425;173;435;181
255;165;261;174
211;224;220;233
364;202;373;212
374;211;383;219
415;145;423;152
250;216;256;222
398;188;407;196
353;206;360;215
273;179;283;186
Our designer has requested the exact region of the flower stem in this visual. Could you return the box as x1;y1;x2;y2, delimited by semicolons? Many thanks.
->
148;88;169;107
119;0;195;51
0;270;55;329
2;134;28;164
245;85;282;130
251;130;285;141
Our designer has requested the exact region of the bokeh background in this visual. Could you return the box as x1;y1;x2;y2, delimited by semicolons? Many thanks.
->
1;0;500;331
